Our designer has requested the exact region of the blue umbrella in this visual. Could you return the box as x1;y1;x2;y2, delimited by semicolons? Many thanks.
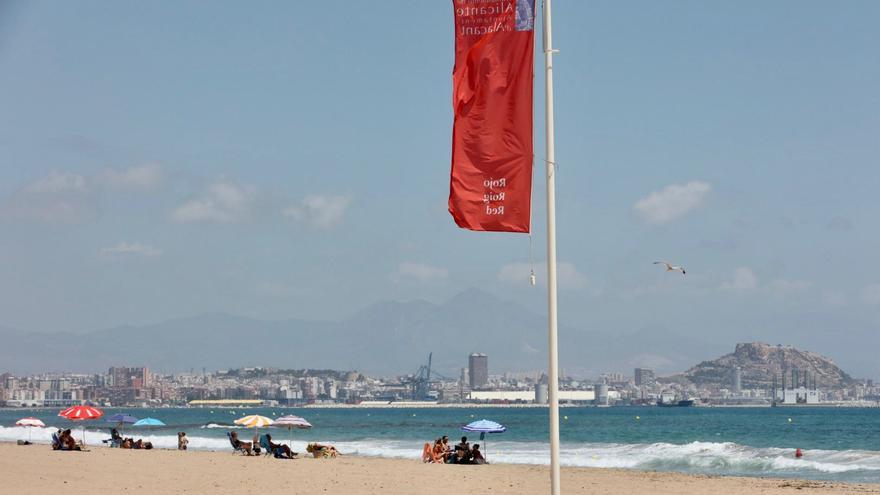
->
461;419;506;461
133;417;165;427
107;413;139;425
106;413;138;441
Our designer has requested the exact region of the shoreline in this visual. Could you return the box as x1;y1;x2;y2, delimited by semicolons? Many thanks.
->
1;442;877;494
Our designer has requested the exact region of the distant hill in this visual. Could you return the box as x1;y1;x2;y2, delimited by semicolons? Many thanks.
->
675;342;857;389
0;288;727;376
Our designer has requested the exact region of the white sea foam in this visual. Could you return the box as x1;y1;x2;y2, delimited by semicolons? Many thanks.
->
201;423;242;429
331;438;880;480
2;426;878;481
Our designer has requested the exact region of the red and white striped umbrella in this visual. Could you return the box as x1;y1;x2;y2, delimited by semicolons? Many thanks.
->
16;417;45;442
58;405;104;421
273;415;312;449
16;417;46;427
58;406;103;446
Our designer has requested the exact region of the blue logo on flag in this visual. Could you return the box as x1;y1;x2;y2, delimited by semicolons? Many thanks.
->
515;0;535;31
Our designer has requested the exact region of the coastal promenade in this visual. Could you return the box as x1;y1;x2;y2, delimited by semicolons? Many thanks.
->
2;442;877;495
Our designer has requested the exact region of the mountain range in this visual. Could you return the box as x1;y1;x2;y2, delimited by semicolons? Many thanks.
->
0;288;727;376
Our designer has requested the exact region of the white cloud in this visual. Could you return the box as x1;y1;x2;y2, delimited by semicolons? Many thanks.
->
765;278;811;296
100;242;163;258
498;261;587;290
1;171;94;223
22;171;88;194
2;165;165;223
861;284;880;305
633;181;711;224
720;268;812;298
282;195;351;229
98;163;162;190
171;179;256;223
395;262;449;284
720;267;758;291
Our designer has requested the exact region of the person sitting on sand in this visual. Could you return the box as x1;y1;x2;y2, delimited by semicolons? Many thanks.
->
229;431;254;455
454;436;471;464
265;434;297;459
433;438;447;463
178;432;188;450
52;429;63;450
471;444;486;465
60;429;82;451
306;442;339;458
441;435;451;460
421;442;435;463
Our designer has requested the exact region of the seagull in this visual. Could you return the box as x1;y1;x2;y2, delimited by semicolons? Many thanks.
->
654;261;686;275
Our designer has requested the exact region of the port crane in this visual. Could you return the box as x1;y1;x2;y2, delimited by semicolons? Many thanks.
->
403;353;452;400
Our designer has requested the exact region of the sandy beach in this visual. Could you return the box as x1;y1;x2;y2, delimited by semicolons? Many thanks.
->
2;443;877;495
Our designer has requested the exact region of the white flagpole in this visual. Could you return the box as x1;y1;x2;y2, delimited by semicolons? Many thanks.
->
541;1;561;494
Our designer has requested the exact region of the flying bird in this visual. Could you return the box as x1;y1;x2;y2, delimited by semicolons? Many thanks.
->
654;261;686;275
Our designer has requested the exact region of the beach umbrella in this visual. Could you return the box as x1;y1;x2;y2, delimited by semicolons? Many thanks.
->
272;415;312;449
461;419;506;461
59;405;104;446
234;415;273;446
107;413;139;424
106;413;138;435
133;417;165;427
234;415;274;428
15;417;45;442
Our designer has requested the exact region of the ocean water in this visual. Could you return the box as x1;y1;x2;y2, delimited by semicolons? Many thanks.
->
1;406;879;483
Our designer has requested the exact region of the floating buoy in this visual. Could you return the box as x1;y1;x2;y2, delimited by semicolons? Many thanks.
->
563;416;568;420
788;418;793;423
635;416;641;421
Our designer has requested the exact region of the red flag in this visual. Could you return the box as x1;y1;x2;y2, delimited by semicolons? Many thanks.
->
449;0;536;233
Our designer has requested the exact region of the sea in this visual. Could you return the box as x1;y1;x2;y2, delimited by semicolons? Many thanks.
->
1;406;879;483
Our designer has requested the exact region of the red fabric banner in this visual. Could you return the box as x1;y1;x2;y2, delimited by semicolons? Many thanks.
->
449;0;536;233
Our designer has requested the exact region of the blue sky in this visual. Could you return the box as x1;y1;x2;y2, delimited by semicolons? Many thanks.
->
1;1;879;376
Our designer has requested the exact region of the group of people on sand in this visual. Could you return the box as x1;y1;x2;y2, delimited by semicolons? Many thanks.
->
423;435;486;465
106;428;154;449
228;430;302;459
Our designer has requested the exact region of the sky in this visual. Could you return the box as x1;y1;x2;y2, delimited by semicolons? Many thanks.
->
1;2;879;376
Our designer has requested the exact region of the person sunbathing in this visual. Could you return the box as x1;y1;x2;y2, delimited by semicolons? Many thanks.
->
60;429;82;451
421;439;444;463
265;434;297;459
453;436;471;464
306;442;339;458
471;444;486;465
432;439;448;463
229;431;254;455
